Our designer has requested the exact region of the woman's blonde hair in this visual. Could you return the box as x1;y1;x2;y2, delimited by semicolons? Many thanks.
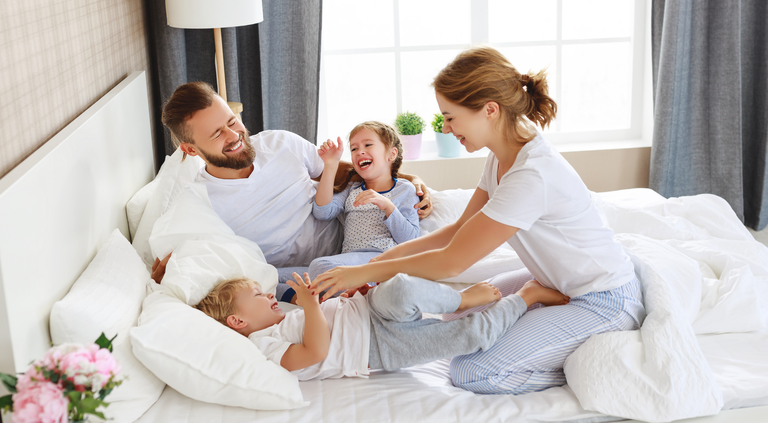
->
432;46;557;144
195;277;255;326
334;121;403;193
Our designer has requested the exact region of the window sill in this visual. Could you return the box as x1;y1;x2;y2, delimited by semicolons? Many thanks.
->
403;136;651;163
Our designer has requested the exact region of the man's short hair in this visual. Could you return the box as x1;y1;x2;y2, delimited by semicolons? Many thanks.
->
161;81;218;149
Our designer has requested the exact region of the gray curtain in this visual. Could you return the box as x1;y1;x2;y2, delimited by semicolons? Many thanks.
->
650;0;768;229
146;0;322;169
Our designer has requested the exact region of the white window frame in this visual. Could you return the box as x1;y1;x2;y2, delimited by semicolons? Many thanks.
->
317;0;649;153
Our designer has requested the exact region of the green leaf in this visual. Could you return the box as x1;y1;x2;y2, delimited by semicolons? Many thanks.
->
67;390;82;402
394;111;426;135
95;333;117;352
0;373;17;394
78;397;107;414
0;394;13;411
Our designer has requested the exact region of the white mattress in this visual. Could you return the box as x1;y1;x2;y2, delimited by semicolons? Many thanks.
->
137;330;768;422
136;188;768;422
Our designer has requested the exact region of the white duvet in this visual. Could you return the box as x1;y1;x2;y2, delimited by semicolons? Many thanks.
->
565;190;768;422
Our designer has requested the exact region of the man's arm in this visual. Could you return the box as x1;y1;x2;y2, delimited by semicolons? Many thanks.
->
397;172;433;219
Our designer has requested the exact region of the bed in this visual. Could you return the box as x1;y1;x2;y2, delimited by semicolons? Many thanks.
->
1;72;768;423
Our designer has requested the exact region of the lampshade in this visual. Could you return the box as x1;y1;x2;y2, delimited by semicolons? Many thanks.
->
166;0;263;29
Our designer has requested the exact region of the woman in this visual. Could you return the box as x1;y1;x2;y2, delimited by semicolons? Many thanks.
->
313;46;645;395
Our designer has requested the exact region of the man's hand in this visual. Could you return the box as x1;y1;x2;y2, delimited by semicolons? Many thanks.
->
151;252;172;284
317;137;344;166
286;272;319;309
410;178;433;219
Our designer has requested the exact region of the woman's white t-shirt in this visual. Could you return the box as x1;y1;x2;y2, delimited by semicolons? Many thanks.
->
479;133;635;297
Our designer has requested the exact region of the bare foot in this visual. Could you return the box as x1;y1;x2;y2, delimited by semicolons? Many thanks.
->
456;282;501;312
517;280;570;308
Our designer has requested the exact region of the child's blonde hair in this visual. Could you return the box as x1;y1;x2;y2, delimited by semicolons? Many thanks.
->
195;277;255;326
334;121;403;193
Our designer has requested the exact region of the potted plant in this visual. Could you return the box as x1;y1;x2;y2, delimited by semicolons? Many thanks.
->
394;111;426;160
431;113;461;158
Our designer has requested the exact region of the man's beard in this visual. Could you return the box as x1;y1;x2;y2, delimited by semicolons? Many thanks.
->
199;129;256;170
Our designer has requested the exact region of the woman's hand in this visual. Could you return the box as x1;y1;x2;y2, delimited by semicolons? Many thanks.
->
312;266;371;302
317;137;344;166
286;272;319;309
369;247;403;263
353;190;395;216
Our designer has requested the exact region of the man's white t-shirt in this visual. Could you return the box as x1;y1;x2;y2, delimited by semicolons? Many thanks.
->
479;133;635;298
248;294;370;381
198;130;343;267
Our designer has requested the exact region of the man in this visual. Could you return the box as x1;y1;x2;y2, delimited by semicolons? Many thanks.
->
159;82;433;302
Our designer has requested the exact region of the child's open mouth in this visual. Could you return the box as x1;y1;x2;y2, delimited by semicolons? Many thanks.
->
358;159;373;170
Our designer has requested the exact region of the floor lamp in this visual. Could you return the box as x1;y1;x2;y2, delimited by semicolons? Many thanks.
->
165;0;264;119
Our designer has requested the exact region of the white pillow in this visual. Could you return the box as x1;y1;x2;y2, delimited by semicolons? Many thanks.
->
50;229;149;346
132;149;205;266
102;336;167;423
130;291;307;410
148;182;277;304
48;229;165;423
126;179;158;240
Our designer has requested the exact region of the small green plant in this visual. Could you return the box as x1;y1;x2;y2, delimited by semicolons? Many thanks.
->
394;111;426;136
431;113;445;134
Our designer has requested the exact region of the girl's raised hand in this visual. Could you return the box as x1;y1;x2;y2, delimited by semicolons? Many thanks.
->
353;189;395;216
317;137;344;165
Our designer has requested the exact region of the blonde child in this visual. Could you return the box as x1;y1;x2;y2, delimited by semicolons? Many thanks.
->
195;272;569;380
300;121;420;298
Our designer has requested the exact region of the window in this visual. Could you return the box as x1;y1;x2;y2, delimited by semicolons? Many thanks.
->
317;0;647;155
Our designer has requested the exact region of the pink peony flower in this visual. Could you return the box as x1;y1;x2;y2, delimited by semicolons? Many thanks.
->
92;347;120;378
59;346;97;378
12;381;69;423
15;365;45;393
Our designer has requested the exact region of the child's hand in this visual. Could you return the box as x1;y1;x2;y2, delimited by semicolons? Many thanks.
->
317;137;344;166
353;190;395;217
286;272;319;308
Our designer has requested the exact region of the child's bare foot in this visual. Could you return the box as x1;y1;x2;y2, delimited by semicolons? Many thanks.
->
456;282;501;312
517;280;570;307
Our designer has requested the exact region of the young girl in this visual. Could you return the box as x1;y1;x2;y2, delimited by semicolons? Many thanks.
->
312;47;646;395
308;121;420;294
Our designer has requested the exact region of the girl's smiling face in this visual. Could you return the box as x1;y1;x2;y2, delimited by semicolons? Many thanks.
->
349;128;398;182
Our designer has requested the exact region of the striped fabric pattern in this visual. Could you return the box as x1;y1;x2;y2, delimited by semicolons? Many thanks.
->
448;268;644;395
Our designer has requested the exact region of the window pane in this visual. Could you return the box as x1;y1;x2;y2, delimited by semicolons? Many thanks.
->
322;53;398;146
562;0;633;40
399;0;470;47
322;0;394;50
489;0;557;42
560;42;632;131
401;49;464;141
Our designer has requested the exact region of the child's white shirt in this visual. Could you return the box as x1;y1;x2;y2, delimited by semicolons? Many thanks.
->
248;293;371;381
479;132;635;297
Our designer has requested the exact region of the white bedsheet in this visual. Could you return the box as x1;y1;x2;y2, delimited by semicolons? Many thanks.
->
136;188;768;422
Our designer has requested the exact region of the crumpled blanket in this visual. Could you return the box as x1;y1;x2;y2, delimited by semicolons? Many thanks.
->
565;190;768;422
